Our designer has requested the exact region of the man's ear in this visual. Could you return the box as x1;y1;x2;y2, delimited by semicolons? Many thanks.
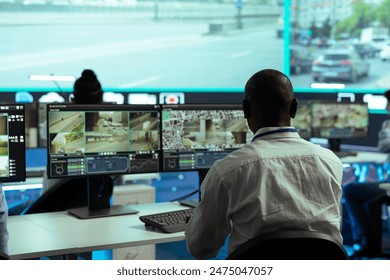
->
290;98;298;118
243;99;250;118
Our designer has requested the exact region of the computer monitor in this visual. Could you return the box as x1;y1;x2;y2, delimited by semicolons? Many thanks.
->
161;104;253;182
291;100;312;139
46;103;161;218
0;104;26;183
311;101;369;152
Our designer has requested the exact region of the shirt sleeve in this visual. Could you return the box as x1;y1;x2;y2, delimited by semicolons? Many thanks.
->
185;166;231;259
0;187;9;255
378;120;390;152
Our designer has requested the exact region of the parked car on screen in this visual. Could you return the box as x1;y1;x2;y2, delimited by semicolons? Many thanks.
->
353;43;377;59
380;42;390;61
289;45;313;74
311;49;369;83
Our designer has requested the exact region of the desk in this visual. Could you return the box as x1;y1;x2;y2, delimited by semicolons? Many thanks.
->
8;202;188;260
8;215;78;260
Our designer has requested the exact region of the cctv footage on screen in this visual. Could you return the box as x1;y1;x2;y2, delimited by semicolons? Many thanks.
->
47;104;160;178
0;104;26;182
161;104;253;171
311;102;369;139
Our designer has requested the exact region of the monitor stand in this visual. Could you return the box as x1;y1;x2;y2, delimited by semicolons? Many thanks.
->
67;176;139;219
328;138;357;158
328;138;341;153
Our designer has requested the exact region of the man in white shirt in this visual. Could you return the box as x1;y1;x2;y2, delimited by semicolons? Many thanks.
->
185;69;344;259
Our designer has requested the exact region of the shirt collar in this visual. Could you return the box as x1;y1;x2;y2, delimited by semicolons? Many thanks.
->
252;127;300;140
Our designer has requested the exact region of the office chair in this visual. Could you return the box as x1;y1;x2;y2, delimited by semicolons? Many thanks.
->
226;230;349;260
0;251;10;260
22;178;89;214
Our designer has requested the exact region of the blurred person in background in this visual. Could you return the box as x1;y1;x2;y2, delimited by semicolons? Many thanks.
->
343;89;390;259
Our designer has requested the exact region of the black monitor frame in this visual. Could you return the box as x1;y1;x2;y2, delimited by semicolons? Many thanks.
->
0;104;26;183
46;103;161;218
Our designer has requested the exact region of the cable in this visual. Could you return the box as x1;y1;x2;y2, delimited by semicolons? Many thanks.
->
169;189;199;203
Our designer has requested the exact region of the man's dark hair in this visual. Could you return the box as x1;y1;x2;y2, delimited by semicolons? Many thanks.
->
244;69;294;124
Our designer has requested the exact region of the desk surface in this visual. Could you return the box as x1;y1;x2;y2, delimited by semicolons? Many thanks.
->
8;202;188;259
8;215;78;259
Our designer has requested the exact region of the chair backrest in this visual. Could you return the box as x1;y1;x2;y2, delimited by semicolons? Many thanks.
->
23;176;114;215
22;178;89;215
226;230;349;260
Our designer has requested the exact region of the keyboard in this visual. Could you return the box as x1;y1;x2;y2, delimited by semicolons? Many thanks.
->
139;208;194;233
335;151;358;158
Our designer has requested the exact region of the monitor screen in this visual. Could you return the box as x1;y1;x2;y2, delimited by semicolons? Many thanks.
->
0;104;26;183
47;104;161;178
311;101;369;139
161;104;253;171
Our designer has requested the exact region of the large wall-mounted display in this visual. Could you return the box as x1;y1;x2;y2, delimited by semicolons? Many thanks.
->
2;1;389;92
286;0;390;91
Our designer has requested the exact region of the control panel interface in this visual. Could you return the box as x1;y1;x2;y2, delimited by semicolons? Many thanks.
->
0;104;26;182
161;104;253;171
311;102;369;139
47;104;160;178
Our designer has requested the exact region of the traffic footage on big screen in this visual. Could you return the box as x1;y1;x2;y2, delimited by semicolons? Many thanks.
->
2;1;389;92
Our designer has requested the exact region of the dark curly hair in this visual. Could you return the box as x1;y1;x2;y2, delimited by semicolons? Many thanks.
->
72;69;103;104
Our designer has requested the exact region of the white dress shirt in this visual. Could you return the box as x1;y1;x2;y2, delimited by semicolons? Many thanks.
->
185;127;344;259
